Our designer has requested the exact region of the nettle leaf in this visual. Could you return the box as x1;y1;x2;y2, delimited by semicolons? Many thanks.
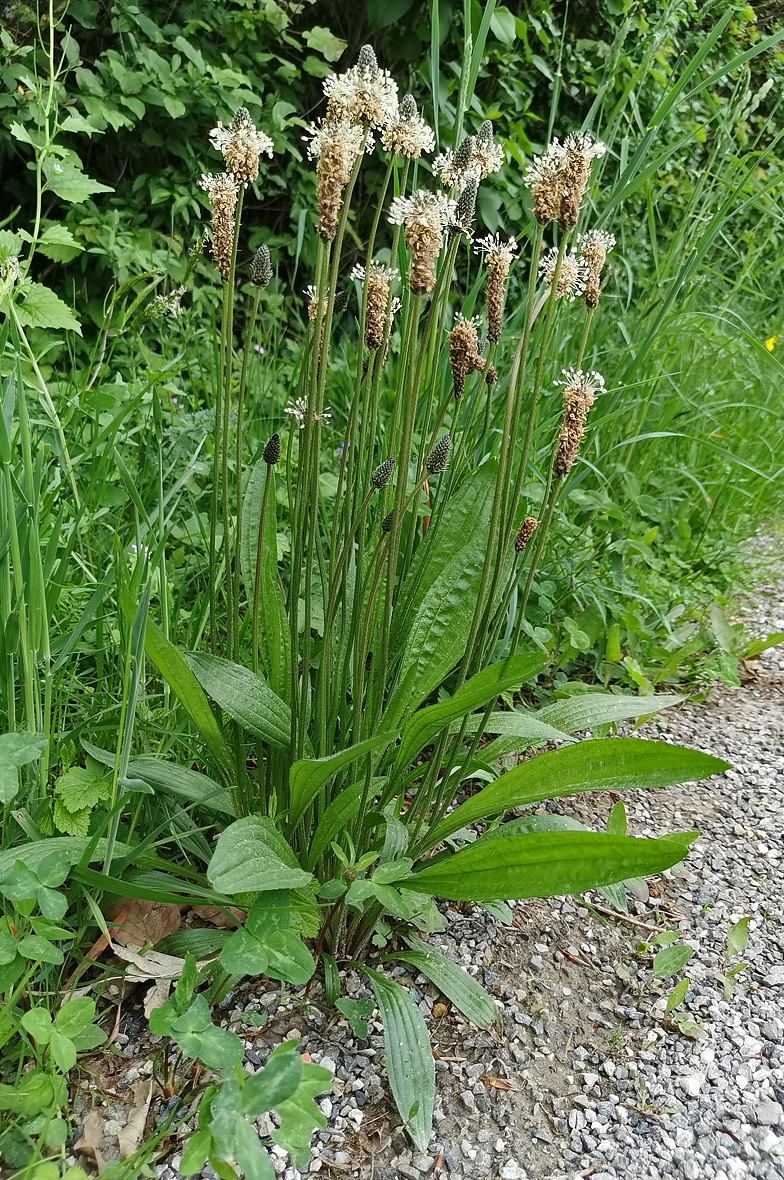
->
208;817;312;895
53;799;91;837
43;155;113;203
0;230;23;263
55;763;110;812
15;282;81;334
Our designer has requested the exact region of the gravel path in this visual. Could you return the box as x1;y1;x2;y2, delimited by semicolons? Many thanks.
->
76;546;784;1180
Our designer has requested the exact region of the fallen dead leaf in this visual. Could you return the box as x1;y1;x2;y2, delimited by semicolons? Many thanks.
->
105;898;183;947
144;978;172;1018
118;1079;154;1159
192;904;246;929
479;1075;516;1091
112;945;188;981
75;1107;106;1171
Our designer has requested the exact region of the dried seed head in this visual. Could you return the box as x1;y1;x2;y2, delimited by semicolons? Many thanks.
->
426;434;452;474
199;173;239;281
486;363;498;385
476;233;518;343
514;516;539;553
538;247;589;301
352;261;399;349
250;244;273;287
552;367;605;476
449;171;479;236
263;433;281;465
306;120;368;241
389;189;454;294
334;288;350;314
382;93;436;159
448;315;486;399
324;44;398;128
578;229;615;308
558;131;607;228
371;456;396;489
284;397;333;429
381;510;394;533
209;107;273;186
524;139;567;224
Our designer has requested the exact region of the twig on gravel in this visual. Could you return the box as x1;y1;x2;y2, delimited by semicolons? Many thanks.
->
587;903;664;931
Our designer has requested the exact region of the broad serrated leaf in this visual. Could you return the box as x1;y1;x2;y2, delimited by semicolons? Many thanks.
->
359;968;434;1150
52;798;91;837
391;935;499;1029
43;156;113;203
37;225;84;262
54;763;110;811
15;282;81;334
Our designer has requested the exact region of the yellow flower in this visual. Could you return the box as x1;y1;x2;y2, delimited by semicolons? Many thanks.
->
766;332;780;352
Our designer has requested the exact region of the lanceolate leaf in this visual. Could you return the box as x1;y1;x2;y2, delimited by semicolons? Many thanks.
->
240;463;290;699
186;652;292;752
128;757;237;816
207;817;312;895
428;738;728;846
387;461;502;722
390;935;499;1029
403;831;694;902
118;581;233;779
359;967;434;1150
288;732;396;831
0;838;130;881
535;692;683;734
395;653;547;771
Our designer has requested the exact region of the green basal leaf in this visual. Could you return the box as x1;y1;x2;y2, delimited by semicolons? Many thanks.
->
652;944;692;978
186;652;293;752
404;830;693;902
287;732;395;831
208;817;312;895
242;1046;304;1116
392;935;499;1029
359;967;434;1151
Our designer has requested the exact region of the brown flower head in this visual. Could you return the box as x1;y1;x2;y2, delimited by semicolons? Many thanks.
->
324;44;398;129
476;233;518;343
382;93;435;159
448;315;485;399
209;107;273;186
578;229;615;308
351;261;399;349
514;517;539;553
389;189;454;295
558;131;607;228
472;120;504;179
538;247;589;301
199;173;239;281
553;367;605;476
306;119;368;241
524;139;567;225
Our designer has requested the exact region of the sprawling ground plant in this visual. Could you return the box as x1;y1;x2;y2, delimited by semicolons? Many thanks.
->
1;9;757;1169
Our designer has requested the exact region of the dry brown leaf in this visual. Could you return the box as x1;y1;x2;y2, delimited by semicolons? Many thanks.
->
143;979;171;1018
192;904;246;929
112;945;188;981
104;898;183;947
118;1079;154;1160
479;1075;515;1091
75;1107;106;1171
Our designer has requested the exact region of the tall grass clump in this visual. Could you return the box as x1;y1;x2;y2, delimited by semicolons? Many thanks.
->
7;2;784;1166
